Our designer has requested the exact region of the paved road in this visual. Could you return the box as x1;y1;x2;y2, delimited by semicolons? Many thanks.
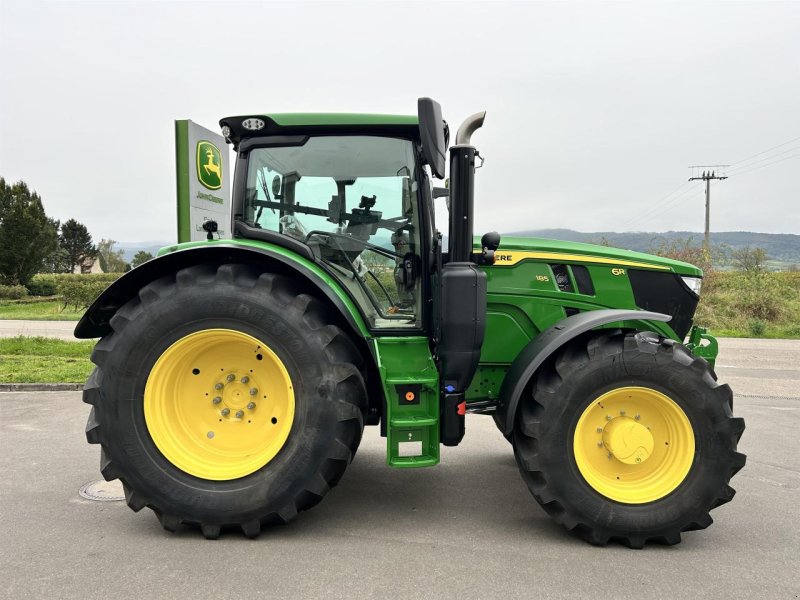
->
1;339;798;600
0;319;77;340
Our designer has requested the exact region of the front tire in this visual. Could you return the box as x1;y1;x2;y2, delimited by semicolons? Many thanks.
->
83;263;367;539
512;330;746;548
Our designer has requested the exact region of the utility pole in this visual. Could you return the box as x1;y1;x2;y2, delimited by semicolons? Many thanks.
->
688;167;728;250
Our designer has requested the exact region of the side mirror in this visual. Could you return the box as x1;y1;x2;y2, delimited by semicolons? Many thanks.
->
481;231;501;251
417;97;447;179
477;231;501;264
271;175;282;197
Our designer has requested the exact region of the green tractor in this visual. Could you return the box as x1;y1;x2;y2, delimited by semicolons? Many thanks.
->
77;98;745;547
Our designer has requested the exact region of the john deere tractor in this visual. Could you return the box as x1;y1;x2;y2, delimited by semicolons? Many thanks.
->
76;98;745;546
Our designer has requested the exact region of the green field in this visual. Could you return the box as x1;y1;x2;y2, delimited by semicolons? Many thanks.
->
0;337;95;383
696;271;800;339
0;299;83;321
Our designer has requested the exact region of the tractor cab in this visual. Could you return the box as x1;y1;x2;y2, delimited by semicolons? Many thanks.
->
230;130;426;330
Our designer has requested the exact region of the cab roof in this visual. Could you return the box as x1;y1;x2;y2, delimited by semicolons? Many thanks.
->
219;113;419;148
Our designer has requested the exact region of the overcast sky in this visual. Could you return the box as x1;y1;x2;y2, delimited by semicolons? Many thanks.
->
1;0;798;243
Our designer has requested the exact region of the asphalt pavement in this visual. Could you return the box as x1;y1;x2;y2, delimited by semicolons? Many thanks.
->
1;338;798;599
0;319;78;341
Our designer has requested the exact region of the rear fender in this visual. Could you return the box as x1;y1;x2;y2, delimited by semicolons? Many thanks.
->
494;309;671;436
74;243;370;340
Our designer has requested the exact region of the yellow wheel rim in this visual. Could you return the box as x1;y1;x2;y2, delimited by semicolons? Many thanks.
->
573;386;695;504
144;329;295;480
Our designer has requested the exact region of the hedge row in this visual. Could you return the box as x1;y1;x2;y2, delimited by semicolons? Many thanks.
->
27;273;121;297
58;279;112;310
0;285;29;300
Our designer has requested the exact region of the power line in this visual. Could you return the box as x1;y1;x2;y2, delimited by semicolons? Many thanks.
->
628;183;702;229
726;145;800;173
727;152;800;177
728;134;800;167
619;180;695;230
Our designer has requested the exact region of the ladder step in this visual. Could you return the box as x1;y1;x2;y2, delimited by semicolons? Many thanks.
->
390;416;438;427
385;377;438;386
389;456;439;468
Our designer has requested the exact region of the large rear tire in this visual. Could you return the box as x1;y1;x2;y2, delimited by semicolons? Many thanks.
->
84;263;367;539
512;330;745;548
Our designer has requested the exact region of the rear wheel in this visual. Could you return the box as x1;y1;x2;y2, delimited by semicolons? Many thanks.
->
512;330;746;547
84;263;366;539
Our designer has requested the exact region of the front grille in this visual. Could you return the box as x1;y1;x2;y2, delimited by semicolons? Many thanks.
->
628;270;699;339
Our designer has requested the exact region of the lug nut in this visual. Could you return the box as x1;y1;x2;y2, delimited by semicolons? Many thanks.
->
221;408;230;416
241;376;250;384
247;402;256;410
596;427;603;433
620;409;626;416
235;410;244;418
226;374;235;382
634;414;641;421
606;415;612;421
597;441;603;447
212;396;222;404
215;382;224;390
249;387;258;396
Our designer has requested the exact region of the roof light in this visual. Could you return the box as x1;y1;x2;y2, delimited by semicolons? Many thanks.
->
221;125;231;138
242;118;265;131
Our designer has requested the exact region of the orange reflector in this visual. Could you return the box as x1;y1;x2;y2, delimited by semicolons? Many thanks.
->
457;401;466;416
405;391;415;402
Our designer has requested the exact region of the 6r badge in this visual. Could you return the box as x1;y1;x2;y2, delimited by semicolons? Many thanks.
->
196;140;222;190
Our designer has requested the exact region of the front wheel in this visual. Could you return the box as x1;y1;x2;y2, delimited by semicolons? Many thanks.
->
513;330;746;548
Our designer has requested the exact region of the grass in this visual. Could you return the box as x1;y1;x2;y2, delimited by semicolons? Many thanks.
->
0;299;83;321
0;336;95;383
696;271;800;339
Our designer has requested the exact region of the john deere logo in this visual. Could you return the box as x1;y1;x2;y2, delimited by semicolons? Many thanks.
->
196;140;222;190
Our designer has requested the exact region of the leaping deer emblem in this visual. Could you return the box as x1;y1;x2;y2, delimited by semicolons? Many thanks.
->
203;149;221;181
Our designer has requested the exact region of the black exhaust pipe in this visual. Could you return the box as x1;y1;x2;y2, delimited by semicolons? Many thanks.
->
448;111;486;262
439;111;487;446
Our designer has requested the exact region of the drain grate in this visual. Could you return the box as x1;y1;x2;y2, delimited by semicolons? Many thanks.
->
79;479;125;502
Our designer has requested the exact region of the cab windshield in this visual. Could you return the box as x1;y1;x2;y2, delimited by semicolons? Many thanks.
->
243;135;422;329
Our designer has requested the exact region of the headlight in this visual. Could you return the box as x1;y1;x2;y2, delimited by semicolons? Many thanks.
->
681;276;702;296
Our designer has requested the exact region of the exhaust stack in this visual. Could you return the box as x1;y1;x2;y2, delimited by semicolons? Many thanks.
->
448;112;486;262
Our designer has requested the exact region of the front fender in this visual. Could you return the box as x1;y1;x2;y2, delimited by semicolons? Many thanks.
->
494;309;671;436
74;242;370;339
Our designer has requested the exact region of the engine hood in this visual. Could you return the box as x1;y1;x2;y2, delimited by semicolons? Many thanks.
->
480;236;703;277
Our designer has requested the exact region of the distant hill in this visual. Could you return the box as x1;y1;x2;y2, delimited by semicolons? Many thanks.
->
506;230;800;264
117;241;171;262
117;230;800;266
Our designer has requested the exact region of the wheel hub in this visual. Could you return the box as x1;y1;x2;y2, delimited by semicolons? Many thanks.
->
144;329;295;481
212;372;260;421
602;417;654;465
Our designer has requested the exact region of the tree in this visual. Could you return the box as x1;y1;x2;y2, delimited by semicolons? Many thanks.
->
43;246;73;273
732;247;768;275
97;239;128;273
0;178;59;285
130;250;154;269
59;218;96;273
